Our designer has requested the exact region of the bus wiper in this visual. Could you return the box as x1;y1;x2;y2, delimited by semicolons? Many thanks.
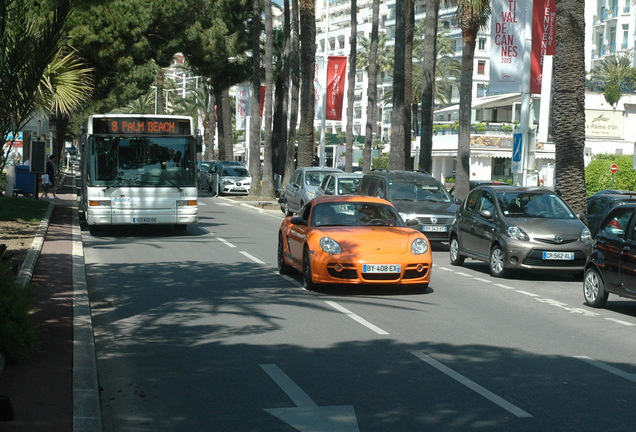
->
102;181;123;192
166;179;183;192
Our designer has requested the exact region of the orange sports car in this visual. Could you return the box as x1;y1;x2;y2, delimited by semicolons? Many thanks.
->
277;195;432;290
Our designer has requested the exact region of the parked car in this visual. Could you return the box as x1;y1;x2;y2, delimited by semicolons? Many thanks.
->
358;170;457;242
314;172;362;198
215;165;251;195
449;186;593;277
279;167;343;216
277;195;432;290
197;160;216;191
583;203;636;308
586;192;636;237
210;160;245;195
448;180;513;199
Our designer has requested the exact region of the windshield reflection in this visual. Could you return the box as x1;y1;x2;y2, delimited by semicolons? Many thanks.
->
90;136;196;187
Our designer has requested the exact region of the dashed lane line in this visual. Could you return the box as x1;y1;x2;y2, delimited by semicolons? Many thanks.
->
411;351;533;418
324;300;389;335
240;251;266;265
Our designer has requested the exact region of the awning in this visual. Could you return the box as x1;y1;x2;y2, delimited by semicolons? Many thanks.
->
471;93;521;109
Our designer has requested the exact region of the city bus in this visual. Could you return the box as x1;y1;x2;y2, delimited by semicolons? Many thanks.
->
79;114;200;231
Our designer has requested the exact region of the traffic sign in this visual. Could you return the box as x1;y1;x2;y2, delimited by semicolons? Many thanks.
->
610;163;618;173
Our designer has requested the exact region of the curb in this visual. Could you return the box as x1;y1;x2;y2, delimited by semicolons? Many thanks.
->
16;202;54;287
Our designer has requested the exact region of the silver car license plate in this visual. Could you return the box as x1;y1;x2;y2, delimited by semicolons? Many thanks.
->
423;225;447;232
133;217;157;223
542;251;574;260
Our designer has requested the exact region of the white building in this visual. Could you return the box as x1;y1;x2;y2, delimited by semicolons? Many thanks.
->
311;0;636;187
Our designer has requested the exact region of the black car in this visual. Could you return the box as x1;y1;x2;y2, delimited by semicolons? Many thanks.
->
359;170;457;242
586;193;636;237
448;180;512;199
584;203;636;308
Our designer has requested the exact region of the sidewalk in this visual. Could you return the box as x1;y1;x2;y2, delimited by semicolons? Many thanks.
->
0;171;101;431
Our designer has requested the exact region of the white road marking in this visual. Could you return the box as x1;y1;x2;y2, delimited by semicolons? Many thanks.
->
240;251;266;264
575;356;636;383
516;290;539;297
605;317;636;326
411;351;533;418
494;283;514;290
474;277;490;283
324;301;389;335
437;266;453;272
455;272;472;277
216;237;236;248
215;202;233;206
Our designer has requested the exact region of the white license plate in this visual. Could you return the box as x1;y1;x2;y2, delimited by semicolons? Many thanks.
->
363;264;401;273
133;217;157;224
542;251;574;260
423;225;447;232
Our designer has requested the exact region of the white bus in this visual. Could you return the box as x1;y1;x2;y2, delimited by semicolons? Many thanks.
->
79;114;200;231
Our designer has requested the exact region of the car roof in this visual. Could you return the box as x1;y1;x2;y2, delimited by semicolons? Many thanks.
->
593;189;636;196
480;185;555;193
297;167;343;172
364;169;435;181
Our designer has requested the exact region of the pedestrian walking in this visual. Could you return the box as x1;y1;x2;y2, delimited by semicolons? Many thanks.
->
46;154;59;199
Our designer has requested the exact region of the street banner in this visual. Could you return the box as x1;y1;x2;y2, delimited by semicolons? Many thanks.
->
531;0;556;93
235;84;250;131
326;56;347;121
314;57;325;120
490;0;526;92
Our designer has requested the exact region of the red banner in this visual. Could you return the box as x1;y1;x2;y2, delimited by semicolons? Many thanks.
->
531;0;556;94
326;56;347;121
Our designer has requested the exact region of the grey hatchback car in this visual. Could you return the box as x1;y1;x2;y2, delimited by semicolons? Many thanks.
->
449;186;593;277
279;167;343;215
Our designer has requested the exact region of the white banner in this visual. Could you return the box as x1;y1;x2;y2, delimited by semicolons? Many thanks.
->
314;57;325;120
490;0;526;92
235;84;251;131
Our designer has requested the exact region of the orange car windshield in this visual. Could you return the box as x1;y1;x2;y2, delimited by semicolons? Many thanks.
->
311;202;405;228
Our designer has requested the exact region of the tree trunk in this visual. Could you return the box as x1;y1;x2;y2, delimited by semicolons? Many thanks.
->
285;0;300;183
419;0;439;174
249;0;262;195
205;84;216;160
390;0;406;171
553;0;586;217
273;0;291;182
455;32;477;202
297;0;316;168
156;70;165;114
363;0;380;173
215;88;226;160
404;0;414;170
345;0;357;173
221;89;233;160
261;0;275;198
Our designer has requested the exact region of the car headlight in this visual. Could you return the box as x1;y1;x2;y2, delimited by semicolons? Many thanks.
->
320;237;342;254
307;191;315;200
580;226;592;243
411;238;429;254
222;179;233;185
507;225;529;241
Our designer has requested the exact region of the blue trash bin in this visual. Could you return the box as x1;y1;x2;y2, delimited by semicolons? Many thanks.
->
14;165;36;197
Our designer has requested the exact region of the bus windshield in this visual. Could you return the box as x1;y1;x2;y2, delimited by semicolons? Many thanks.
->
88;136;197;187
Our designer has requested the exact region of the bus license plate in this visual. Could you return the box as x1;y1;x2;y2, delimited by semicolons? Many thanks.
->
363;264;401;273
542;251;574;260
133;217;157;224
423;225;447;232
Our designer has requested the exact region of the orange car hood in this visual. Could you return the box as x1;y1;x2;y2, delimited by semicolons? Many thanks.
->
317;226;412;254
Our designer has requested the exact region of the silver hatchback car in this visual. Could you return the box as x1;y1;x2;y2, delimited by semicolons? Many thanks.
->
449;186;593;277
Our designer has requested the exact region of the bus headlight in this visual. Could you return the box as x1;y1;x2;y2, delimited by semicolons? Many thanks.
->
177;200;197;206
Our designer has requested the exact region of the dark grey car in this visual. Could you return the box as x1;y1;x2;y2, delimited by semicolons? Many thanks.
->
359;170;457;242
449;186;593;277
279;167;343;216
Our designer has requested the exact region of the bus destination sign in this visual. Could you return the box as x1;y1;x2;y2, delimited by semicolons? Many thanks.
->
93;117;191;136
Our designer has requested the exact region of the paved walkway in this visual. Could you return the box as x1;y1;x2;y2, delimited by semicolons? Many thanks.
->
0;171;101;431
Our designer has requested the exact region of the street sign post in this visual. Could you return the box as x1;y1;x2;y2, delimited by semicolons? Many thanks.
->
610;163;618;188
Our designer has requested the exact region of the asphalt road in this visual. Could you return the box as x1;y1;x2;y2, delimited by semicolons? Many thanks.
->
82;194;636;432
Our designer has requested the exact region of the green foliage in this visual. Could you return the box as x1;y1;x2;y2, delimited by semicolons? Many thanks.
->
445;177;456;183
0;196;49;221
0;262;36;362
372;155;390;169
584;154;636;195
473;123;487;132
501;124;513;132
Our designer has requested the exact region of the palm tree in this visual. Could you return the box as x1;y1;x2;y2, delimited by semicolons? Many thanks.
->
454;0;490;201
553;0;587;215
344;0;357;173
249;0;262;194
418;0;439;174
171;86;211;141
589;53;636;107
261;0;276;197
284;0;300;183
390;0;406;170
116;93;156;114
362;0;381;173
297;0;316;168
